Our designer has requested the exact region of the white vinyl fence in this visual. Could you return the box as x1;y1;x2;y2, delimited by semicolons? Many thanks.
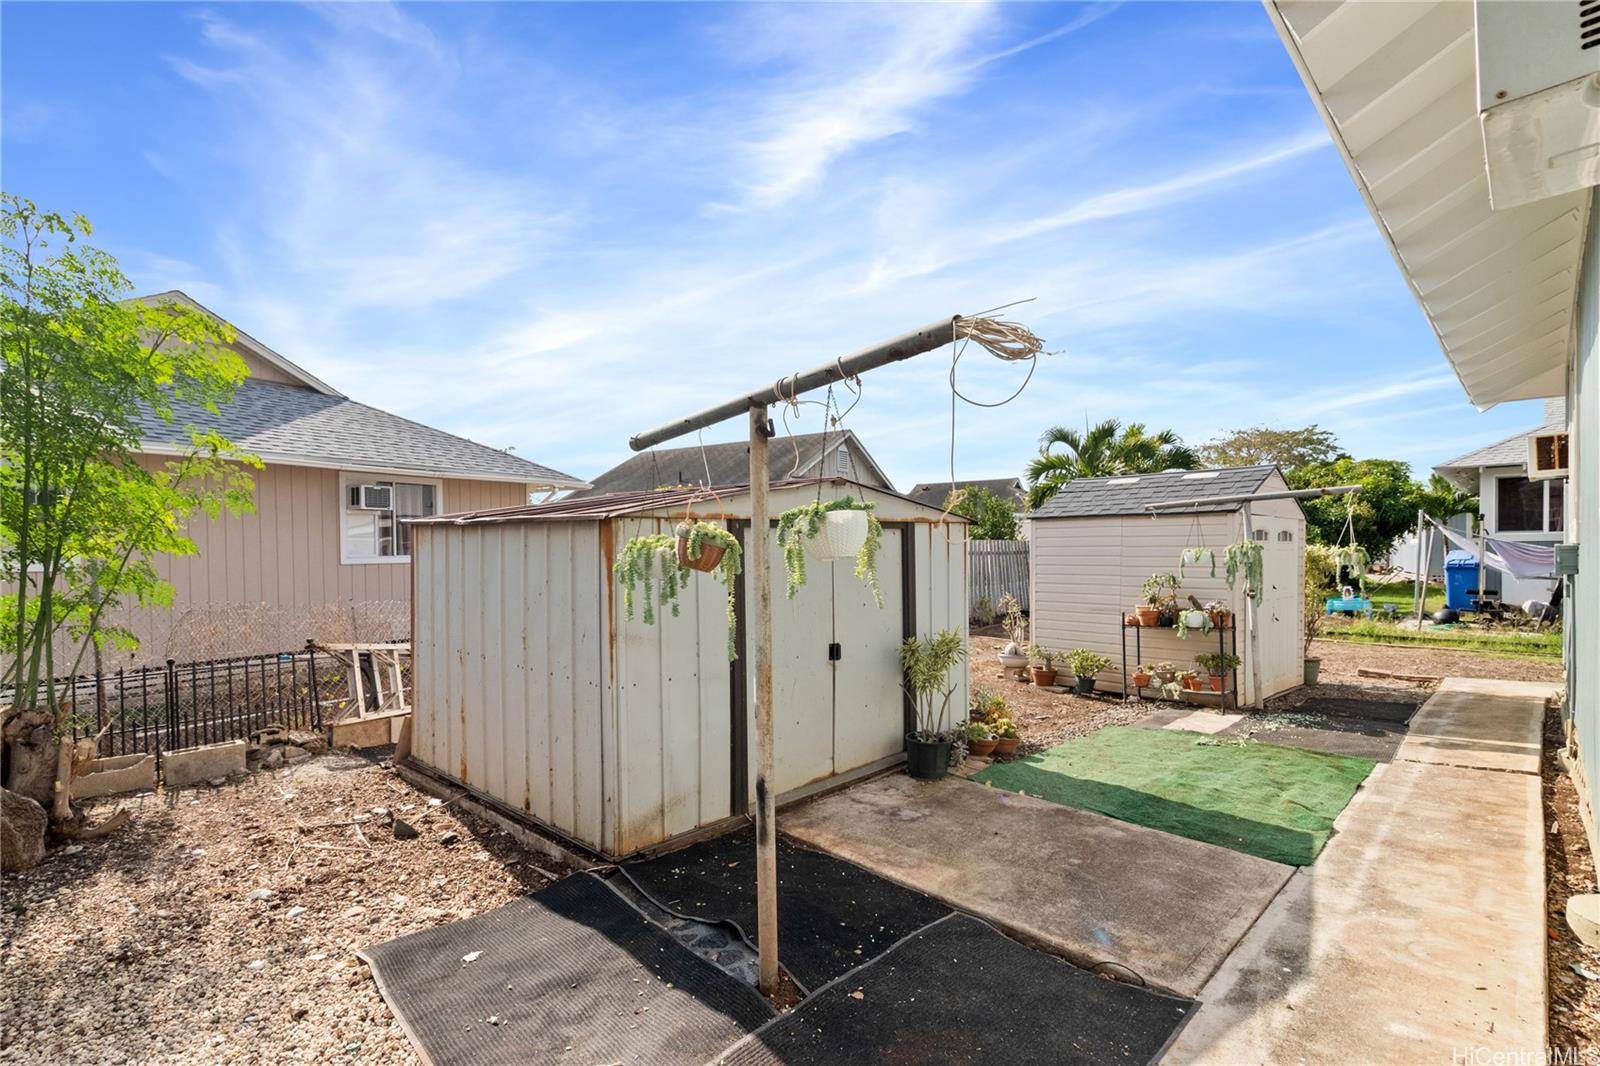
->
969;539;1029;616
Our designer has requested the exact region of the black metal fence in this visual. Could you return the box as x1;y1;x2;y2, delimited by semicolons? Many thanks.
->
48;643;346;759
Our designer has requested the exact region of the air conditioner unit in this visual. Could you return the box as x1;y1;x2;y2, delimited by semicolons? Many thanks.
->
1476;0;1600;209
348;484;393;511
1528;431;1570;480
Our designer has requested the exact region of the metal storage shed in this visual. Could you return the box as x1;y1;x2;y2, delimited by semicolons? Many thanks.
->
405;479;968;859
1028;466;1306;706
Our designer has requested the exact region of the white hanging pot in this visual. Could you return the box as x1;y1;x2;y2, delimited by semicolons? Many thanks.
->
807;509;869;560
1183;609;1209;630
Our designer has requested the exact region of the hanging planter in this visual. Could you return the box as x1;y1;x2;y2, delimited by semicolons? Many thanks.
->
616;523;744;661
1178;547;1216;580
1334;544;1370;594
1223;542;1264;602
776;496;883;607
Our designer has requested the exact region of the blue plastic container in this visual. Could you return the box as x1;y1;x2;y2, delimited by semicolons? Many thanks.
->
1444;550;1479;611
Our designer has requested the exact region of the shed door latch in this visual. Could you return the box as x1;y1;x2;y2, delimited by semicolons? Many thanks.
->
827;642;842;662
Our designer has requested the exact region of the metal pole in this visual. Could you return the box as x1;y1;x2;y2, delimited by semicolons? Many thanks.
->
748;404;779;997
1413;509;1426;627
1241;505;1264;710
1477;513;1487;614
629;318;957;451
1142;484;1362;512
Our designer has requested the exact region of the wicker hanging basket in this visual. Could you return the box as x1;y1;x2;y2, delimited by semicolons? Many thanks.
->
676;526;726;573
806;509;869;560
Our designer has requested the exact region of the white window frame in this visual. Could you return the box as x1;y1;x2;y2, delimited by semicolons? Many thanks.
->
338;472;443;566
1492;473;1564;537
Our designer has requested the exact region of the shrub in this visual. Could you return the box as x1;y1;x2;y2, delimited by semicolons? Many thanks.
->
1066;648;1111;677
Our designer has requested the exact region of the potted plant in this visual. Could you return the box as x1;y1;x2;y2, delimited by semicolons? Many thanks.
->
901;630;967;781
1027;646;1058;687
1179;546;1216;580
1131;664;1154;689
991;716;1019;757
1175;597;1213;639
1195;652;1241;692
1205;600;1232;628
996;593;1029;676
1176;669;1200;692
1152;661;1178;685
1224;541;1264;601
1140;572;1181;626
1304;587;1324;684
617;527;745;660
963;719;997;759
971;687;1007;723
777;496;883;605
1065;648;1111;696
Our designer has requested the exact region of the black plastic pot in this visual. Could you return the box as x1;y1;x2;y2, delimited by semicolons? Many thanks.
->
1074;675;1097;696
906;735;952;780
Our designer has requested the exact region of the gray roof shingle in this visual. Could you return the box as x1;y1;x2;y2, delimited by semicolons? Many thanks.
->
906;478;1025;507
573;431;889;497
1436;398;1566;472
1030;466;1279;519
137;379;585;486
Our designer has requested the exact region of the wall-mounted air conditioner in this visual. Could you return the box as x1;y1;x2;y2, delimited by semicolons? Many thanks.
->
348;484;393;511
1476;0;1600;209
1528;431;1571;480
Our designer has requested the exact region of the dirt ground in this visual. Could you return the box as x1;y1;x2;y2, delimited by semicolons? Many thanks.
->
967;635;1146;753
1543;707;1600;1054
0;752;575;1065
1312;637;1565;685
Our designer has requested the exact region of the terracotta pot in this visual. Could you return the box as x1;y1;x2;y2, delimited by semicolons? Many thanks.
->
1029;666;1057;687
1133;605;1160;627
1131;671;1152;689
993;736;1020;757
1209;609;1232;628
1207;674;1224;692
676;532;725;573
1180;676;1199;691
968;737;998;758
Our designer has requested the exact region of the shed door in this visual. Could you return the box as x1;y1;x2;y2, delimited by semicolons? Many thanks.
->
1250;516;1304;700
745;525;908;802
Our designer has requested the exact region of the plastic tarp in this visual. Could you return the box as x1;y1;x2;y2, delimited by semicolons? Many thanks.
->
1427;517;1556;579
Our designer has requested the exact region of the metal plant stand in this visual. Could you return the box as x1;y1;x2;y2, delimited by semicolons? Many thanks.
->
1119;613;1240;710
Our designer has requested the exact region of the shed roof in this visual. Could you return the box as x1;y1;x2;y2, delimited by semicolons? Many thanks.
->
574;430;892;496
1030;466;1280;520
412;478;953;526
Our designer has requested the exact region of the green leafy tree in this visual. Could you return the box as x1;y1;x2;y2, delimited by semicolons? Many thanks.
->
2;194;259;754
1025;419;1197;509
1289;457;1419;560
1415;474;1478;522
943;486;1019;540
1198;424;1344;471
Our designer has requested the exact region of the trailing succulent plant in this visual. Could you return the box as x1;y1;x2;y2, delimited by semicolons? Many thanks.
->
1179;546;1216;580
616;522;744;661
1223;541;1265;601
775;496;884;606
1333;544;1371;593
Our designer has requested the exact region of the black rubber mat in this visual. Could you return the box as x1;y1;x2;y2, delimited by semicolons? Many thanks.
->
620;827;952;992
1224;711;1409;762
359;872;773;1066
1293;696;1418;724
715;913;1197;1066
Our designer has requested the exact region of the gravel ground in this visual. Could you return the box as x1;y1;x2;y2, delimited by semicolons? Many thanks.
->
0;752;575;1065
968;635;1147;753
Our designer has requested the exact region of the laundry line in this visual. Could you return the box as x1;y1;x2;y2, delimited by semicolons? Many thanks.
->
1422;514;1556;580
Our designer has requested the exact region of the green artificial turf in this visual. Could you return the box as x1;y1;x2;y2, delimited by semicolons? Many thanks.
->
972;726;1375;866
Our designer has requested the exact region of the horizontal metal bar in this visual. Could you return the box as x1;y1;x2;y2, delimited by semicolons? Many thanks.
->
628;317;959;451
1143;484;1363;511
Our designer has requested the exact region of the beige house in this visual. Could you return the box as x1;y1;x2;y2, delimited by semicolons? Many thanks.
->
111;291;588;667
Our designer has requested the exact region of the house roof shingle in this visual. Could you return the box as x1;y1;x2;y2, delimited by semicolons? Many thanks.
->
137;378;586;487
905;478;1025;508
1436;398;1566;473
574;430;889;497
1030;466;1279;519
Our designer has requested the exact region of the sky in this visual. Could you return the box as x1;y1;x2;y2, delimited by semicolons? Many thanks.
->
1;1;1551;490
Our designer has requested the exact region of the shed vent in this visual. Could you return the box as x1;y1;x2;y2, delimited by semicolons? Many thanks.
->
1582;1;1599;49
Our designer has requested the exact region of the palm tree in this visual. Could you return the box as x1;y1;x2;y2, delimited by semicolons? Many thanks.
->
1416;474;1478;521
1025;419;1198;509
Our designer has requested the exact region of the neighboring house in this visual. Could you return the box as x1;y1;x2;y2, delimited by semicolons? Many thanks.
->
905;478;1026;509
1434;398;1568;607
1265;4;1597;858
111;291;588;666
573;430;892;496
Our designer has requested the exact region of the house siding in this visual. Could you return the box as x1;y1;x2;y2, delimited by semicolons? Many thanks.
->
96;459;530;667
1568;189;1600;858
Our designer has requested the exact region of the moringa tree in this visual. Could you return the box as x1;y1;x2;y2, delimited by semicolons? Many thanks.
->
1;194;258;826
1024;419;1197;509
1198;424;1344;471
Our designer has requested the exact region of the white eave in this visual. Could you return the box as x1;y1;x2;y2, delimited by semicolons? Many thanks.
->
1265;0;1591;408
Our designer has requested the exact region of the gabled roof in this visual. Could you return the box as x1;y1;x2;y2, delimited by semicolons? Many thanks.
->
137;378;587;487
1031;466;1279;520
574;430;891;497
141;290;342;397
1436;398;1567;473
906;478;1025;508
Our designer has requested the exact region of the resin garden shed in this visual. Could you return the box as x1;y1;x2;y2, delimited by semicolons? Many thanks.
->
1028;466;1306;706
405;479;968;859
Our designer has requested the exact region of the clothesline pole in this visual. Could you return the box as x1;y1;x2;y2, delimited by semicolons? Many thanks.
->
1477;514;1487;614
1413;508;1426;626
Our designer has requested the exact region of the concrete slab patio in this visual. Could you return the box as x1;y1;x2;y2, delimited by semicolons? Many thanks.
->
781;773;1293;998
1166;676;1554;1065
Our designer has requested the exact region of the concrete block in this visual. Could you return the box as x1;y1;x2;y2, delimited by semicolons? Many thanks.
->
162;740;247;789
74;753;157;799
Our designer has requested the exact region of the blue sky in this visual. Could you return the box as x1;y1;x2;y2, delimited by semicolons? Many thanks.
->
2;1;1547;489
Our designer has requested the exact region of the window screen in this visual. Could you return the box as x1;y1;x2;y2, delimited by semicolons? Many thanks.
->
1549;480;1565;532
1496;476;1544;532
343;479;438;560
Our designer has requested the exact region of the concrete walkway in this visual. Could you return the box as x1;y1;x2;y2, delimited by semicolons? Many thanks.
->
1165;676;1554;1065
781;773;1293;998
